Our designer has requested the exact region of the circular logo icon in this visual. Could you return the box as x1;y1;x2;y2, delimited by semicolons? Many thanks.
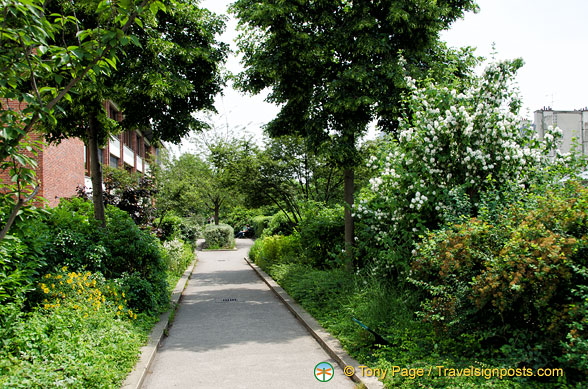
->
314;362;334;382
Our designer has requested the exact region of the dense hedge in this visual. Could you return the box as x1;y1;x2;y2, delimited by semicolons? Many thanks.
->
252;215;272;237
203;224;235;249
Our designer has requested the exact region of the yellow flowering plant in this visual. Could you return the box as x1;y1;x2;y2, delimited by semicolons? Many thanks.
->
39;267;137;320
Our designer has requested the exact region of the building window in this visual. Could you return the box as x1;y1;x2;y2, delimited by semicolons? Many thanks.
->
136;134;143;156
123;130;133;148
108;103;121;121
109;154;119;168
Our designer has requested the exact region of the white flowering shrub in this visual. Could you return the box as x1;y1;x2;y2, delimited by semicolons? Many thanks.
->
354;60;561;275
162;238;194;276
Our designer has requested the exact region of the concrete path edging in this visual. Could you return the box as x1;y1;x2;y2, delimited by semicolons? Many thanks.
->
244;257;384;389
121;258;197;389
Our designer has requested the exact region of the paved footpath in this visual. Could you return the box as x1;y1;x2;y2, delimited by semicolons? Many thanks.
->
142;239;355;389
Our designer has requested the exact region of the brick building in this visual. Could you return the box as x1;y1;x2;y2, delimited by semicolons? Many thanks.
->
1;99;160;207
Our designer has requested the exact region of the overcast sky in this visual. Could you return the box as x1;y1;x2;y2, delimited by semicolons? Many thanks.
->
169;0;588;154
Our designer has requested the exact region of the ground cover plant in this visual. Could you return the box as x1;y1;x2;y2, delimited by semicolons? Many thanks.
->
0;198;197;387
0;267;149;388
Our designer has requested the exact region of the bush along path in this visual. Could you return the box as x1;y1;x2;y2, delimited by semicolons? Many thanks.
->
141;239;355;389
0;199;197;388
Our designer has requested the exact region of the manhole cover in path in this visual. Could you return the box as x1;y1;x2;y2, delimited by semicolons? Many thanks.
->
215;298;240;303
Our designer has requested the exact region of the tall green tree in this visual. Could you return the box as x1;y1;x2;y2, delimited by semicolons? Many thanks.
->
231;0;477;264
0;0;162;237
45;0;227;226
233;135;345;227
157;141;251;226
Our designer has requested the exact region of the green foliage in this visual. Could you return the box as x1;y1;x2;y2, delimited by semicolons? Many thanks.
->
157;214;201;247
116;272;167;315
0;268;147;388
203;224;235;249
262;211;296;238
409;181;588;380
42;198;168;313
298;202;344;268
231;0;477;163
252;215;272;238
157;143;252;225
354;59;563;277
223;206;262;233
0;236;35;304
263;262;527;387
155;153;209;218
0;204;50;305
249;235;301;271
0;0;157;156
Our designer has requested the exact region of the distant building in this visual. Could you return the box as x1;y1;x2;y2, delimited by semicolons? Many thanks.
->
534;107;588;156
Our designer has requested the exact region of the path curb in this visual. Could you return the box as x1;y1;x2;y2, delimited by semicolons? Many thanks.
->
245;257;384;389
121;258;197;389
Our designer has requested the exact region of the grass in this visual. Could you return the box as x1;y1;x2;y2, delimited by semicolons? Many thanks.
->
263;263;568;388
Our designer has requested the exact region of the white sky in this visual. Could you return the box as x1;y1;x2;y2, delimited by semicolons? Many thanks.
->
169;0;588;154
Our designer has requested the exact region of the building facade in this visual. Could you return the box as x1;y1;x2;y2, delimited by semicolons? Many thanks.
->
1;99;159;207
534;108;588;156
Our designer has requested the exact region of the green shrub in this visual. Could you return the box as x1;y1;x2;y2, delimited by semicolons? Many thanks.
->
177;216;202;247
0;237;36;304
41;199;168;313
0;205;51;306
157;214;201;248
203;224;235;249
262;211;296;237
409;181;588;380
249;235;301;271
298;203;344;268
157;214;183;241
252;215;272;238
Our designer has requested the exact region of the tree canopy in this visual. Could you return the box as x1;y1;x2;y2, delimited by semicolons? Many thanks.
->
231;0;478;261
43;0;228;224
0;0;165;236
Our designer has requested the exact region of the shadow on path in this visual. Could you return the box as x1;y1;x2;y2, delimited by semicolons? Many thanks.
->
141;239;355;389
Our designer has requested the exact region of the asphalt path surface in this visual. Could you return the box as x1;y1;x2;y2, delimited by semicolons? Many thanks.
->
141;238;355;389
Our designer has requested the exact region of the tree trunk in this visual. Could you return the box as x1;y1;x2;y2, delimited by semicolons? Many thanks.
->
214;203;219;225
87;112;106;227
344;167;354;270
